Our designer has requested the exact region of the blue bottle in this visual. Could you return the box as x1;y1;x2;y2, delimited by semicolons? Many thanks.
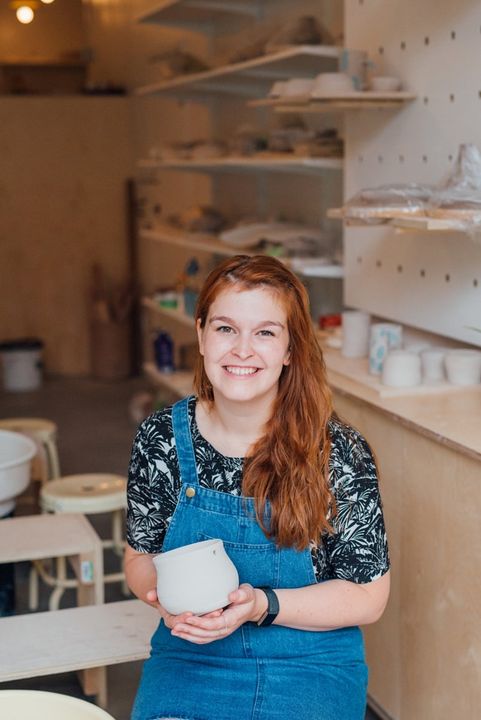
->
154;331;174;373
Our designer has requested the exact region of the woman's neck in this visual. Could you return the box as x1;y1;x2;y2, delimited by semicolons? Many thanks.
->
195;395;272;458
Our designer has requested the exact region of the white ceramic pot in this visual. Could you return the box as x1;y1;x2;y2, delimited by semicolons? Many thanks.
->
0;430;36;516
370;76;402;92
282;78;314;97
420;348;447;384
444;349;481;386
311;72;354;97
153;538;239;615
341;310;371;358
382;350;421;387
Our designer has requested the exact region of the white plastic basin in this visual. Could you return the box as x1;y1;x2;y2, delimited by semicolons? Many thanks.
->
0;430;36;516
0;690;117;719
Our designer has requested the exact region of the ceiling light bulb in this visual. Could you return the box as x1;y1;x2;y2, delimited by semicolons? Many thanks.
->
40;0;55;4
16;6;34;23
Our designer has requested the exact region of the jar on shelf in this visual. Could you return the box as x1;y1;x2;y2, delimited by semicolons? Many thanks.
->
153;331;175;373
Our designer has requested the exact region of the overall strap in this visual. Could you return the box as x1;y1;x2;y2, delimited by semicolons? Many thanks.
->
172;395;199;486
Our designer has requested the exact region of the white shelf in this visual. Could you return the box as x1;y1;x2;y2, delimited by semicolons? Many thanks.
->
140;224;250;257
140;226;344;278
142;297;196;328
135;45;341;97
138;155;343;175
143;362;194;397
249;91;417;113
135;0;267;30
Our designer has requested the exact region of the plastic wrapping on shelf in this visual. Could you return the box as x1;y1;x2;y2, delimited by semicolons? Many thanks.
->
338;143;481;232
428;144;481;228
342;183;434;223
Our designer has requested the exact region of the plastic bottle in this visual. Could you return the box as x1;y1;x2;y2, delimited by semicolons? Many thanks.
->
153;331;174;373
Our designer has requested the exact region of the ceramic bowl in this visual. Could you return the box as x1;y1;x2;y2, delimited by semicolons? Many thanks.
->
444;349;481;386
370;76;402;92
282;78;315;97
268;81;287;98
311;72;354;97
381;350;421;387
153;538;239;615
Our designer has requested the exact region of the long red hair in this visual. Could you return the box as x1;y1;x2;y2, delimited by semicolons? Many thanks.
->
194;255;334;549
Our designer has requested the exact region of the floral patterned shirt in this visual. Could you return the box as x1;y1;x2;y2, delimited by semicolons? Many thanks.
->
127;396;390;584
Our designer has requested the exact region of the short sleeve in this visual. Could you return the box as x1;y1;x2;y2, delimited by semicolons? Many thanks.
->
323;421;390;584
126;411;181;554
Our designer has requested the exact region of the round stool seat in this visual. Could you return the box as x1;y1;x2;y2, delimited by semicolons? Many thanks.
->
41;474;127;514
0;417;57;441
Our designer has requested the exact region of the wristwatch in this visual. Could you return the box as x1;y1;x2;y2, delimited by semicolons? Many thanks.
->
256;586;279;627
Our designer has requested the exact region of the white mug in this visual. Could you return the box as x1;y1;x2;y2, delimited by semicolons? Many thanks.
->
341;310;371;358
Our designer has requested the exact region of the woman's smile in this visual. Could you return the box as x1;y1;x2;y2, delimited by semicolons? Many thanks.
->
224;365;260;376
197;286;290;406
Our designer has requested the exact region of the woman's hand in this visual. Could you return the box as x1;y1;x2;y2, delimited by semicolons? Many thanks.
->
145;588;224;631
170;584;265;644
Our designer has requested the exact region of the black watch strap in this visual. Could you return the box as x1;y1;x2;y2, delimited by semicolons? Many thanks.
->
256;586;279;627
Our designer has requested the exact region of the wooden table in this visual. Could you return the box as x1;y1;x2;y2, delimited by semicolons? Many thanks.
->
0;513;104;606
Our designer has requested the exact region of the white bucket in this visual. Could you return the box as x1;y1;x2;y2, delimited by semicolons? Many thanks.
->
0;339;43;392
0;430;36;516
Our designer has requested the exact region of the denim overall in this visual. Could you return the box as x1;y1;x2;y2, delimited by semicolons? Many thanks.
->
132;397;368;720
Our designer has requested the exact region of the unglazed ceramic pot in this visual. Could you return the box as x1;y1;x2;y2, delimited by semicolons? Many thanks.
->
444;349;481;386
381;350;421;387
153;539;239;615
341;310;371;358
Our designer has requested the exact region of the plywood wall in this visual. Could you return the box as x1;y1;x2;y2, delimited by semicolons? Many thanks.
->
0;97;133;376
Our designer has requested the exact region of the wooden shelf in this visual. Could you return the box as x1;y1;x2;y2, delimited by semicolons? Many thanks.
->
135;0;268;30
249;91;417;113
143;362;194;397
142;297;196;328
138;154;343;175
327;208;478;233
135;45;340;97
0;56;87;69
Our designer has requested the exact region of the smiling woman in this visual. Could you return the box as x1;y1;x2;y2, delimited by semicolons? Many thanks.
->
125;255;390;720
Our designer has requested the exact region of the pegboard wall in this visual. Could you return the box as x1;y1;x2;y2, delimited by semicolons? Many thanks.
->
344;0;481;347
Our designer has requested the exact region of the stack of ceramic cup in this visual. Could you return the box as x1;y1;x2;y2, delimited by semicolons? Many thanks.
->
369;323;403;375
341;310;371;358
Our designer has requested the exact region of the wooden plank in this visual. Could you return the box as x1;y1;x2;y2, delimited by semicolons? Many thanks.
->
0;600;158;682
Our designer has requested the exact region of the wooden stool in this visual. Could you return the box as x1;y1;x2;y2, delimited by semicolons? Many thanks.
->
29;474;128;610
0;418;60;485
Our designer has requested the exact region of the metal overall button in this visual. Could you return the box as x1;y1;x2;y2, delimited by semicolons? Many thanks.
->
185;487;196;498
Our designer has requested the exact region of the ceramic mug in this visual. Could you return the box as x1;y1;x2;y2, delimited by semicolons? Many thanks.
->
153;538;239;615
369;323;403;375
341;310;371;358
